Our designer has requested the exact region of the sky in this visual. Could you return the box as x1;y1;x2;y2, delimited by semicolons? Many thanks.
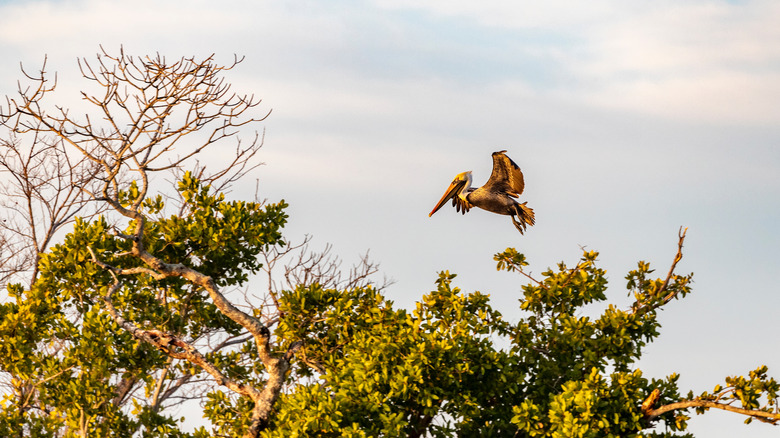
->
1;0;780;436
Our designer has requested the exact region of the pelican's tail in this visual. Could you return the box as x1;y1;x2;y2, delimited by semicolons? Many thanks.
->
510;202;535;234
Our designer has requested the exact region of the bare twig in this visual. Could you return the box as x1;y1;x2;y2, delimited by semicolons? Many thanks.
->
657;227;688;305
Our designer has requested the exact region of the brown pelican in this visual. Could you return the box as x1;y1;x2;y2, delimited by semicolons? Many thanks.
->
429;150;535;234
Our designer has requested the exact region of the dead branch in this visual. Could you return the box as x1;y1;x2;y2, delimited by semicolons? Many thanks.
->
631;227;689;314
657;226;688;304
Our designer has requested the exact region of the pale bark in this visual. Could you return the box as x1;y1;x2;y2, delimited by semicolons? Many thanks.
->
647;399;780;425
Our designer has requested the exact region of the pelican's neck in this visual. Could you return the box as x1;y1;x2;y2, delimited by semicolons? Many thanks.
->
458;171;473;201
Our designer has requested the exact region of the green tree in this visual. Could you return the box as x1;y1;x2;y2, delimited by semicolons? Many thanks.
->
1;50;778;437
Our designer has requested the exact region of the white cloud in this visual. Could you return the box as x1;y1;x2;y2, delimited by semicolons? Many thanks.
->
5;0;778;125
372;0;780;124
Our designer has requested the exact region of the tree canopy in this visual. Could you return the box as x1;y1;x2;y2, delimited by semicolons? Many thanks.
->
0;49;778;438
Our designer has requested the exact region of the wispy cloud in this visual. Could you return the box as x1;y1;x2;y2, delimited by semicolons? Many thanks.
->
371;0;780;123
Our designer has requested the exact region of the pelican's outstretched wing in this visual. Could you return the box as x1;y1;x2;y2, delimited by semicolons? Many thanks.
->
483;150;525;197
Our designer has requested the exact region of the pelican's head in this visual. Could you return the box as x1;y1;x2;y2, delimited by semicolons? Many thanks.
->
428;171;472;217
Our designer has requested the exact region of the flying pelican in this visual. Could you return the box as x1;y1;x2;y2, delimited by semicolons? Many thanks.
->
428;150;535;234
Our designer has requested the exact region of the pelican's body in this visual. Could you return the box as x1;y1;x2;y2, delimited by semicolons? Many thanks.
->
429;150;535;234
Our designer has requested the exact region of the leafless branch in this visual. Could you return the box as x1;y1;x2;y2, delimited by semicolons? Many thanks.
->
257;235;392;323
657;226;688;304
630;226;690;315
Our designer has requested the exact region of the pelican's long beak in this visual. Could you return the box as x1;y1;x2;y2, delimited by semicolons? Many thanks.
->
429;180;466;217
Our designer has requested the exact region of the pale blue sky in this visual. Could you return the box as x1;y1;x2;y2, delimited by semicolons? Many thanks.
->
1;1;779;436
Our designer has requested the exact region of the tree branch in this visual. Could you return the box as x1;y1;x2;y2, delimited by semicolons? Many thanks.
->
99;275;259;400
647;399;780;424
657;226;688;305
630;226;690;314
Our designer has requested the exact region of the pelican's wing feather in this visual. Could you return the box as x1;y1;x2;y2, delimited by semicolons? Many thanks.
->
484;151;525;197
452;194;472;214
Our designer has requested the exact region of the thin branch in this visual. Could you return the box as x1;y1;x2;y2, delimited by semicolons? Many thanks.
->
630;226;689;315
647;399;780;425
658;226;688;304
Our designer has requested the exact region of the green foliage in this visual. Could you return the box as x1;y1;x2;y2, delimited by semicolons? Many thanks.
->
269;275;520;437
261;247;772;438
0;174;287;437
689;365;780;423
195;391;255;437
